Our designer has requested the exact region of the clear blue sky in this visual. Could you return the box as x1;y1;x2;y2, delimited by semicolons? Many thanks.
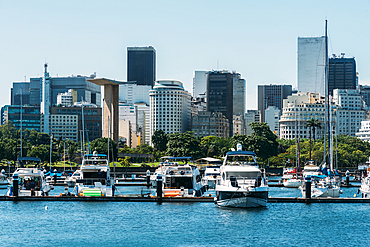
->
1;0;369;110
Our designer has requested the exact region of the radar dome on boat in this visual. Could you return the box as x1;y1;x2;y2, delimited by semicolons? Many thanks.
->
237;143;242;151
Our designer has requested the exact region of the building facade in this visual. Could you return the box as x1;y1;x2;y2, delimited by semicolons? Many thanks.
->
328;54;357;95
265;106;281;136
127;46;156;87
149;80;191;142
193;71;207;97
2;105;41;132
297;36;326;96
118;83;151;105
244;110;260;135
191;111;229;138
333;89;366;136
355;120;370;142
257;84;292;122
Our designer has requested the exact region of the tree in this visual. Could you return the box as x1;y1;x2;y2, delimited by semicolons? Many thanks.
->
131;143;154;154
200;136;232;158
151;130;168;151
233;122;278;164
166;131;201;159
90;137;118;161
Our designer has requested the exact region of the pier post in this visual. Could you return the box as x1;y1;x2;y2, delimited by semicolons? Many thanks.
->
346;170;350;186
305;177;311;199
54;169;57;185
12;174;19;197
156;175;162;204
146;170;150;188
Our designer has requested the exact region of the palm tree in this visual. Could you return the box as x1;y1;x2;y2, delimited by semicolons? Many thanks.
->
306;118;322;160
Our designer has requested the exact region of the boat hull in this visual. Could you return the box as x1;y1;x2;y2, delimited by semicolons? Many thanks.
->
216;190;268;208
283;179;301;188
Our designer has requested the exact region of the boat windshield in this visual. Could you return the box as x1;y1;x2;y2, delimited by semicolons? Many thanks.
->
226;155;256;165
226;172;261;179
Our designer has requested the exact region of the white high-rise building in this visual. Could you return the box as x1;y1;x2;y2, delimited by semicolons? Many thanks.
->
333;89;366;136
149;80;191;143
119;83;151;105
265;106;281;136
297;37;325;96
135;102;150;145
57;89;73;106
193;71;207;97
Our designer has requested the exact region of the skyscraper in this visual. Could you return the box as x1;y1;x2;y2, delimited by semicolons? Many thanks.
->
328;54;356;95
257;84;292;123
127;46;156;87
193;71;207;97
297;36;325;96
207;71;245;137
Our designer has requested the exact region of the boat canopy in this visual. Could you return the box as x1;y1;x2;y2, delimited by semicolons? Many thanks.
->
17;157;41;162
162;156;193;160
226;151;256;156
84;154;107;158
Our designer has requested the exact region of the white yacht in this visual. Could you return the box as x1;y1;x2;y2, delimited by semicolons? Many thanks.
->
359;168;370;198
7;157;52;196
202;166;220;189
153;157;206;197
74;152;112;197
215;144;269;208
0;169;9;189
283;178;301;188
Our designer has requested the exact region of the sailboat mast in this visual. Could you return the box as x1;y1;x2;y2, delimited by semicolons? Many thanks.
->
324;20;330;168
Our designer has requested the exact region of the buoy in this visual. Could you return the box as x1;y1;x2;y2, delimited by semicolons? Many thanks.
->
354;194;357;197
45;206;48;210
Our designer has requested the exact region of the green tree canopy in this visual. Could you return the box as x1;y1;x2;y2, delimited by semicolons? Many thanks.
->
166;131;201;159
151;130;168;151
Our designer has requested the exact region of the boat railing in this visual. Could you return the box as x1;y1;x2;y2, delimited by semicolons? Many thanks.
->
219;177;264;187
76;178;107;186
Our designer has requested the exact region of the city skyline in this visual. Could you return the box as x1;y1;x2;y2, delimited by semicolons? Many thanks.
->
1;1;370;111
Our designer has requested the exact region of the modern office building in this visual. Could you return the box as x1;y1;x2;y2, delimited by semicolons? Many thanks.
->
207;71;245;137
149;80;191;142
359;85;370;110
45;104;102;141
1;105;41;132
328;54;357;95
11;82;30;105
118;83;151;105
265;106;281;136
244;110;260;135
257;84;292;123
193;71;208;97
127;46;156;87
297;36;326;96
57;89;76;107
191;111;229;138
135;102;150;145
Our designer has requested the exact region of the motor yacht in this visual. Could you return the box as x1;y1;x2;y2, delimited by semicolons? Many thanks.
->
201;166;220;189
215;144;268;208
359;168;370;198
7;157;52;196
153;157;206;197
74;152;112;196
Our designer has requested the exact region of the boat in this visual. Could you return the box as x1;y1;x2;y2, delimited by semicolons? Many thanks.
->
153;157;206;197
65;169;82;187
215;144;269;208
74;151;112;196
0;169;9;189
7;157;52;196
201;166;220;189
283;177;301;188
359;168;370;198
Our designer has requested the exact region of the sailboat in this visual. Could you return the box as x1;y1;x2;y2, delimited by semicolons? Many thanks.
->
300;20;342;198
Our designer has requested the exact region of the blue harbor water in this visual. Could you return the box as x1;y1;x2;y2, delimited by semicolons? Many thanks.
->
1;185;369;247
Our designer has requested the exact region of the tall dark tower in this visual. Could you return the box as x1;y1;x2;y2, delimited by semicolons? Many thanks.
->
207;71;234;137
127;46;156;87
328;54;356;95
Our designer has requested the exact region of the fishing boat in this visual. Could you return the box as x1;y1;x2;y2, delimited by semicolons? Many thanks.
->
201;166;220;189
153;157;206;197
215;144;268;208
7;157;52;196
0;169;9;189
74;151;112;196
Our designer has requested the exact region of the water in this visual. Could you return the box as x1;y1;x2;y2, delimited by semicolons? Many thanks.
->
0;186;368;246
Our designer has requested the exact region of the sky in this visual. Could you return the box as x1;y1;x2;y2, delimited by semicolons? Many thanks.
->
1;0;370;110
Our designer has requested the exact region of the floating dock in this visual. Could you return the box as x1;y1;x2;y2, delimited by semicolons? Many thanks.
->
1;195;370;203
